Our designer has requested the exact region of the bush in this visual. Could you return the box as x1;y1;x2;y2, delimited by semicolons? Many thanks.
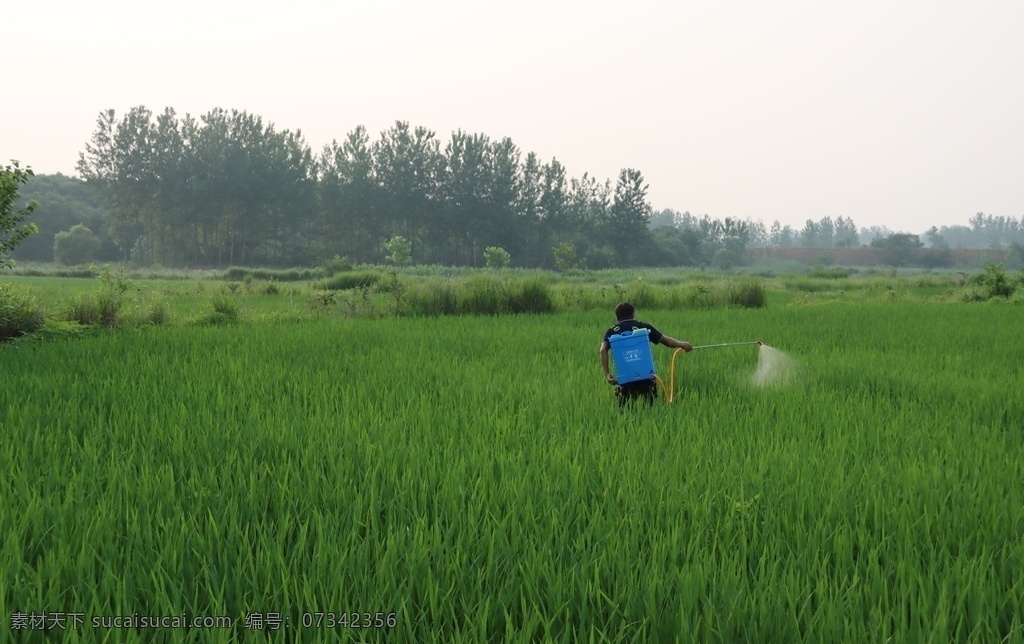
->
223;266;318;282
0;283;45;341
321;254;353;274
623;277;657;310
67;293;120;326
404;276;555;316
806;267;853;279
53;224;101;265
385;235;412;266
322;271;381;291
212;295;239;320
507;277;555;313
681;283;718;309
980;263;1015;299
143;300;170;325
403;279;460;316
460;276;505;315
65;266;130;327
553;242;586;272
727;278;767;308
484;246;511;269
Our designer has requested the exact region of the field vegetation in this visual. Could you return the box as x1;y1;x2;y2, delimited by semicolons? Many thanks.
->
2;265;1023;641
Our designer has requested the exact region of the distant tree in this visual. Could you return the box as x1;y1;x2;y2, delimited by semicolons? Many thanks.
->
320;126;381;263
483;246;510;269
925;225;948;249
799;219;821;248
746;219;768;247
10;173;114;263
859;225;894;246
871;233;923;249
608;168;652;265
769;220;796;248
376;121;441;260
384;235;412;266
871;233;923;266
648;208;677;229
552;242;586;272
536;158;569;265
715;217;752;268
1;161;38;269
834;217;859;247
1006;241;1024;268
54;224;102;265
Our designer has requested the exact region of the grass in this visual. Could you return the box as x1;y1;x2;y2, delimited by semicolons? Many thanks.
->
2;304;1022;641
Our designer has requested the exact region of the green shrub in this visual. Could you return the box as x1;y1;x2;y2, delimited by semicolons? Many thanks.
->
728;278;767;308
459;276;504;315
323;271;381;291
64;267;130;327
321;254;353;274
507;277;555;314
211;295;239;321
681;283;717;309
806;267;853;279
0;283;45;341
981;263;1015;299
53;224;102;266
484;246;511;269
385;235;412;266
223;266;318;282
141;300;170;325
405;279;459;316
623;277;657;310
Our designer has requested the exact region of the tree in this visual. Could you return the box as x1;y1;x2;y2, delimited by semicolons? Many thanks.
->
483;246;510;269
319;126;380;263
1;162;38;269
375;121;441;261
859;225;893;246
716;217;752;268
54;224;102;265
384;235;412;266
10;173;114;263
871;233;923;266
834;217;859;247
552;242;585;272
608;168;652;266
925;225;948;249
769;220;796;248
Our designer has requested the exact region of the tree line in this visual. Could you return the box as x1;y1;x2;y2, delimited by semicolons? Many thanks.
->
12;105;1024;270
74;106;659;269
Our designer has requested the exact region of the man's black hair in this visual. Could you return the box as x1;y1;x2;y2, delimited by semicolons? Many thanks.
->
615;301;634;321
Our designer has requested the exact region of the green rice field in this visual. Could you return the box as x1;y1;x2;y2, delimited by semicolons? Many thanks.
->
2;298;1023;641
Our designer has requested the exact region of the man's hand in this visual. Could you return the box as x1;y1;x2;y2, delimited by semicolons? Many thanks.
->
661;336;693;351
605;373;617;385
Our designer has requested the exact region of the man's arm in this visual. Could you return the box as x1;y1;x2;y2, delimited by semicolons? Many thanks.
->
599;340;616;383
660;336;693;352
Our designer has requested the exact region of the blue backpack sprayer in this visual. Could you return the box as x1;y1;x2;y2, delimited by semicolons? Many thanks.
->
608;329;763;402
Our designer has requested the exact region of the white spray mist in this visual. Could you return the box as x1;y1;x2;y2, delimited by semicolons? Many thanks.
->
751;345;799;387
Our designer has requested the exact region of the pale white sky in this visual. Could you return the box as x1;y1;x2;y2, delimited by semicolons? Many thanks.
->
4;0;1022;233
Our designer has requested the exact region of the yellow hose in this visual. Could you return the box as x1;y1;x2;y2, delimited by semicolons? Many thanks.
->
654;348;686;403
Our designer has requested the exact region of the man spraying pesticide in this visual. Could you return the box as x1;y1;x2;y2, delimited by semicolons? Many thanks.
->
599;301;766;405
599;302;693;406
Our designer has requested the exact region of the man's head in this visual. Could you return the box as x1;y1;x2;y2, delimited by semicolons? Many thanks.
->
614;301;635;321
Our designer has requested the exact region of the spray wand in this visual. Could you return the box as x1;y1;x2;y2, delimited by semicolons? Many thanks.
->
655;341;764;403
692;341;763;350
